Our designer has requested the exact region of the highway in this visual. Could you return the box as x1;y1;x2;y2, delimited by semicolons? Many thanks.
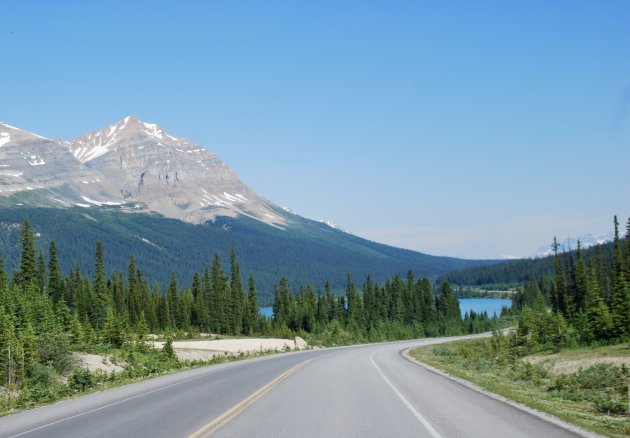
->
0;334;591;438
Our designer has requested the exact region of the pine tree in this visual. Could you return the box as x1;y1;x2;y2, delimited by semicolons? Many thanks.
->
92;242;109;329
573;241;588;313
245;274;259;335
273;277;291;326
230;247;244;335
47;241;64;304
0;248;7;293
209;253;225;333
345;273;364;330
36;249;46;295
552;237;569;317
136;311;150;347
16;218;37;288
167;272;178;329
610;216;630;337
585;267;611;340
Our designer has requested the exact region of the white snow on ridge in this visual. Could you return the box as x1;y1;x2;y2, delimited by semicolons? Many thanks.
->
75;203;90;208
81;195;123;207
0;132;10;147
0;123;48;140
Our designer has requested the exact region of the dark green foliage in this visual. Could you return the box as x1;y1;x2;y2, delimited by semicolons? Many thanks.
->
0;207;496;303
549;363;629;415
441;238;615;290
15;218;37;288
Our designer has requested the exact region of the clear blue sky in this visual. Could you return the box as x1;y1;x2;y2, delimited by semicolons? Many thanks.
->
2;1;629;258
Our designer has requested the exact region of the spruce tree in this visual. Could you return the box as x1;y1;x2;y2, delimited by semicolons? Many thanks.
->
245;274;259;335
36;250;46;295
47;241;64;304
573;241;588;313
92;242;108;329
585;266;611;340
16;218;37;288
209;253;225;333
610;216;630;337
167;273;178;329
0;248;7;294
552;237;569;317
230;248;244;335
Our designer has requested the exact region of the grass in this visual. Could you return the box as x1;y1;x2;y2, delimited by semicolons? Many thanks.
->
411;340;630;438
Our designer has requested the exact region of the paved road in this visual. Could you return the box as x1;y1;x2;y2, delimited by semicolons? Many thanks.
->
0;334;587;438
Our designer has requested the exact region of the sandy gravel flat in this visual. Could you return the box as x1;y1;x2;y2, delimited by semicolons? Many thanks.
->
152;337;307;361
73;352;125;373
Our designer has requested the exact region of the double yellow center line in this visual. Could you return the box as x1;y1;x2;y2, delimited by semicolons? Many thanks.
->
189;358;314;438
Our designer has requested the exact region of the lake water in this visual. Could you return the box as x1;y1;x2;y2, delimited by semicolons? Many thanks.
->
260;298;512;319
458;298;512;318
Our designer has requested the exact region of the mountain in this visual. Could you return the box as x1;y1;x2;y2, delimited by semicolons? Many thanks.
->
63;116;285;226
532;233;614;258
0;117;498;300
0;122;123;208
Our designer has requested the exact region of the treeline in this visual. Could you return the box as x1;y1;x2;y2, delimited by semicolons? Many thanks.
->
0;218;501;394
270;273;496;342
0;207;496;303
440;241;616;288
504;216;630;351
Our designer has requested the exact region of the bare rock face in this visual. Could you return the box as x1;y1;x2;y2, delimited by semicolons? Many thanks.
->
0;122;122;208
0;117;287;227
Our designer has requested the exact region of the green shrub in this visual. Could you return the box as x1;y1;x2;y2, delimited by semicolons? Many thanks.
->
69;368;94;392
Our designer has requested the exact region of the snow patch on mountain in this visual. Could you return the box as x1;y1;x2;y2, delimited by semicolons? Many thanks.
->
533;233;614;258
0;132;11;148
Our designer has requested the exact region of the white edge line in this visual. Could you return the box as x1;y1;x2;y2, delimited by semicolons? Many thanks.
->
401;349;604;438
370;352;442;438
8;372;215;438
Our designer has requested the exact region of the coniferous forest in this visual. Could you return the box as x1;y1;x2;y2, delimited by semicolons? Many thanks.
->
0;218;497;411
501;216;630;350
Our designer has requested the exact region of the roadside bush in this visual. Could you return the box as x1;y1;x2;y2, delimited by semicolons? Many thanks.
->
69;368;94;392
36;331;74;374
548;363;629;415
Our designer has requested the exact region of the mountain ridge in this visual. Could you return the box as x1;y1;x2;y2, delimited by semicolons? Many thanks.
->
0;117;500;300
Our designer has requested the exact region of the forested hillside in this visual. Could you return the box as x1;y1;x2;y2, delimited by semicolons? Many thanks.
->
0;207;497;302
440;240;616;288
0;219;499;412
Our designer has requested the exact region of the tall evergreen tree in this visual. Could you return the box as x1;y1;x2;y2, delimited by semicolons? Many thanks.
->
551;237;569;317
229;247;244;335
610;216;630;337
209;253;225;333
167;273;179;329
573;241;588;313
36;250;46;295
92;241;109;329
244;274;259;335
16;218;37;288
47;241;64;304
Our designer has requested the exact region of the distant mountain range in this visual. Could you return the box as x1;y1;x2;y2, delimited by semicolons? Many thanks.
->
532;233;614;258
0;117;498;300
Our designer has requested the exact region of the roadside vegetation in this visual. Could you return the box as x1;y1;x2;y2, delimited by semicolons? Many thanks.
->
413;216;630;438
0;217;507;414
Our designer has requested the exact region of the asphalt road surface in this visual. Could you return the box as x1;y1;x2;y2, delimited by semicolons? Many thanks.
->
0;334;588;438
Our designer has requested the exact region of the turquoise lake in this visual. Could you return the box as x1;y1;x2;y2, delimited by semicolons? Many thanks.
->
260;298;512;318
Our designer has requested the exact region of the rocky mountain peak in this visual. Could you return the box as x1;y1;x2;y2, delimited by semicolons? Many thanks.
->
0;118;288;228
68;116;184;164
0;122;50;146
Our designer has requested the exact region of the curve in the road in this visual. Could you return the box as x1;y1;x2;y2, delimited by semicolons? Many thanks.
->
0;334;600;438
